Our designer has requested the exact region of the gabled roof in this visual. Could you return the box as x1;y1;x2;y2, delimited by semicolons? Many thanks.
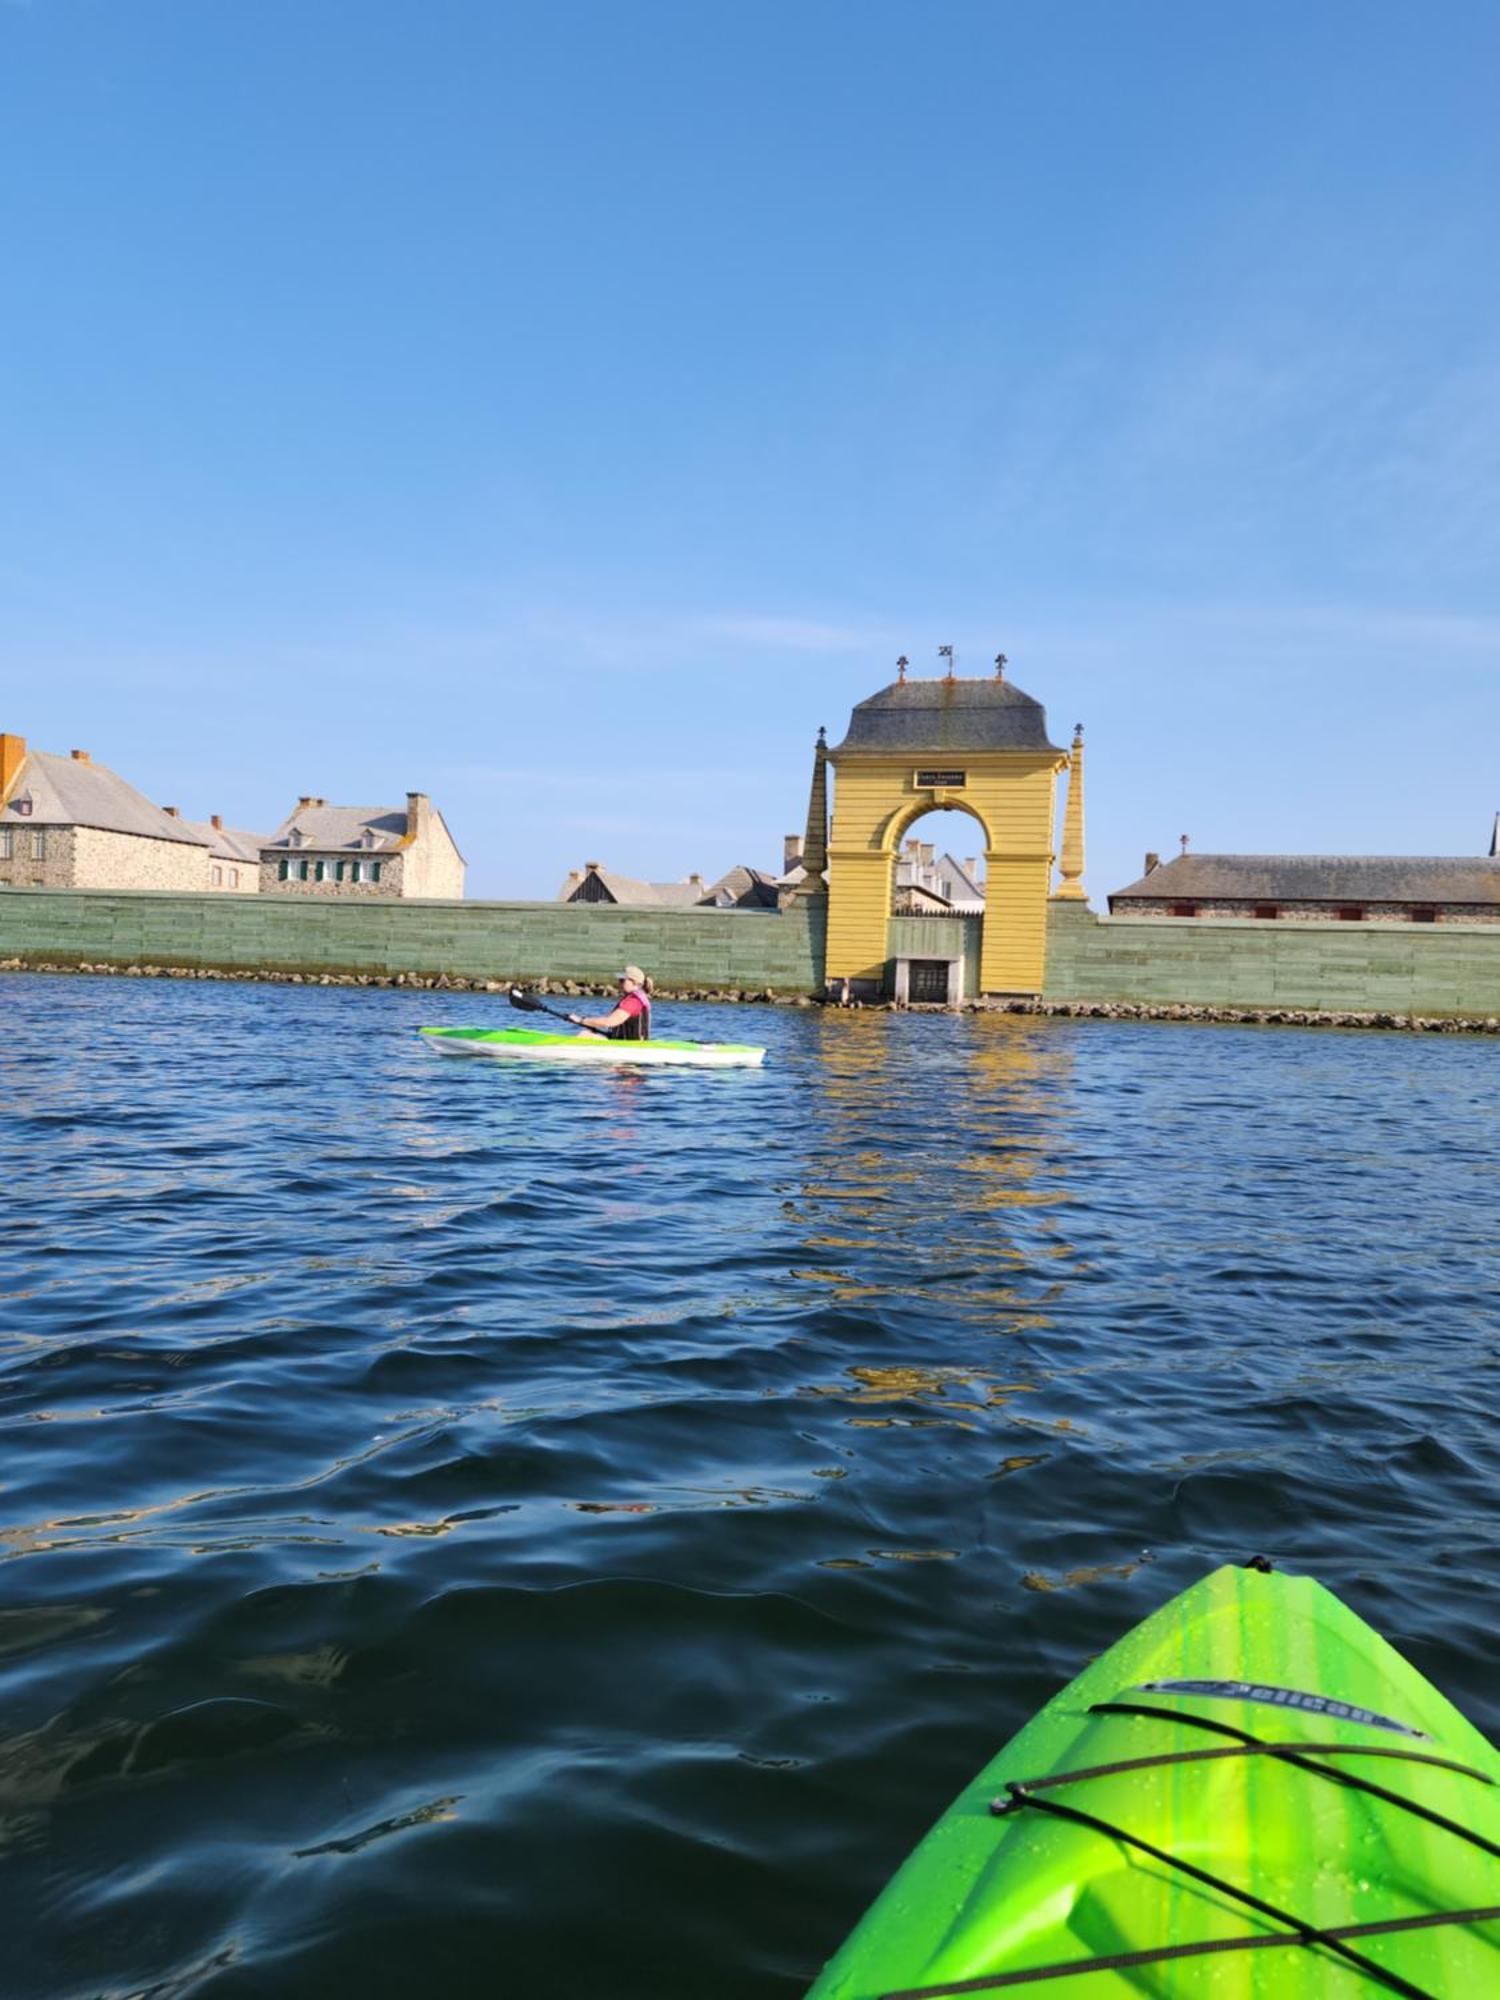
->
700;865;781;910
179;818;272;865
265;804;408;853
1110;853;1500;907
558;862;781;908
558;865;705;907
934;853;985;901
1;750;211;847
832;675;1062;756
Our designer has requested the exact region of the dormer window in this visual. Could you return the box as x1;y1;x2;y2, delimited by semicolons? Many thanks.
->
12;793;32;818
362;828;378;849
288;828;306;849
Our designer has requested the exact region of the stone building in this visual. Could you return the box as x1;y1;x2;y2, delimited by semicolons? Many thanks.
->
892;843;985;915
0;733;218;892
260;793;465;899
1109;851;1500;926
177;814;271;893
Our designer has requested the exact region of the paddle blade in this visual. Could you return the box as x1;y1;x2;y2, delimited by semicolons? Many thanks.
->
508;987;546;1013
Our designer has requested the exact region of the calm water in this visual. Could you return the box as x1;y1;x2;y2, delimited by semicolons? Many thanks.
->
3;972;1499;1998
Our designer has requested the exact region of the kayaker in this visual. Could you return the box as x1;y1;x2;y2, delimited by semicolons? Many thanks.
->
568;966;653;1041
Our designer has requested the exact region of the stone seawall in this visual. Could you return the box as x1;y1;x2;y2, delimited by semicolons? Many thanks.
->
0;887;826;992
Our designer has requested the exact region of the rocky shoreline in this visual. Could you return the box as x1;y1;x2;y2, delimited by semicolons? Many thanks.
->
4;954;1499;1033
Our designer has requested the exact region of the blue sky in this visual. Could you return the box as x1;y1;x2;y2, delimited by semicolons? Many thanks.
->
3;0;1498;898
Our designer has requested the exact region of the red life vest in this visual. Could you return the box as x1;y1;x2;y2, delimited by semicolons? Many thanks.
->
606;990;651;1041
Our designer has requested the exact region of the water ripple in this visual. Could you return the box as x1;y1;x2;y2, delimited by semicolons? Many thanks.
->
2;973;1499;1997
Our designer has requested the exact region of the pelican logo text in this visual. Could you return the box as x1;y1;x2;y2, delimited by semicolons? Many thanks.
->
1135;1679;1427;1738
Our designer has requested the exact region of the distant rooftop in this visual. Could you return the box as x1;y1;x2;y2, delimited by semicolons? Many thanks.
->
558;864;707;908
832;674;1062;756
558;861;781;910
179;816;273;865
1111;853;1500;907
265;802;408;852
1;748;210;847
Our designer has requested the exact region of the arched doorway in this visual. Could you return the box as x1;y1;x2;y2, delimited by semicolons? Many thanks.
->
886;803;988;1005
820;667;1071;998
887;803;990;915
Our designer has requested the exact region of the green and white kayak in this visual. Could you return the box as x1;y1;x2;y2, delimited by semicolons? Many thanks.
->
418;1025;766;1068
809;1562;1500;1997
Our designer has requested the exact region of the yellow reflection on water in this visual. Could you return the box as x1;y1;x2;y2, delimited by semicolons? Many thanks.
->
789;1013;1081;1323
1021;1555;1151;1591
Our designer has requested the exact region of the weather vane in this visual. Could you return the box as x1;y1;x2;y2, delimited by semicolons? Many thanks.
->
937;644;955;678
896;655;908;683
994;653;1007;681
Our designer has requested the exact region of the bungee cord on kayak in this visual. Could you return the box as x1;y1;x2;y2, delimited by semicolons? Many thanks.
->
809;1565;1500;1999
990;1735;1491;1796
1080;1700;1500;1860
986;1785;1441;2000
909;1697;1500;1997
879;1907;1500;1998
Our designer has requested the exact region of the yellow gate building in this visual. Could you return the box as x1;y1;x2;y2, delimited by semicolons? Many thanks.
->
798;663;1086;999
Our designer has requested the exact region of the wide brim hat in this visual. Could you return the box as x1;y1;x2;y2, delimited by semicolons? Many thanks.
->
620;964;647;986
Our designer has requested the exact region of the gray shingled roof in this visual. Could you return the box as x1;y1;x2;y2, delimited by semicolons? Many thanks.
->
558;866;705;907
1110;853;1500;906
1;750;211;846
265;804;408;853
832;675;1062;755
700;865;780;910
179;817;272;864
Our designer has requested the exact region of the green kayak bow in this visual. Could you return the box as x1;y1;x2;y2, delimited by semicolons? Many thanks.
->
808;1562;1500;1998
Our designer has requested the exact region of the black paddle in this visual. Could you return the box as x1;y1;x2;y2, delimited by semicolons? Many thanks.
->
508;986;581;1026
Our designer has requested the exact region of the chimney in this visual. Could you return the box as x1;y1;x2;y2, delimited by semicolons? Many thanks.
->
211;814;224;830
70;748;91;763
584;860;602;873
0;734;25;799
964;857;978;876
1144;851;1160;875
920;842;935;868
164;806;180;817
687;872;705;888
297;795;327;811
405;790;431;840
783;833;800;872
